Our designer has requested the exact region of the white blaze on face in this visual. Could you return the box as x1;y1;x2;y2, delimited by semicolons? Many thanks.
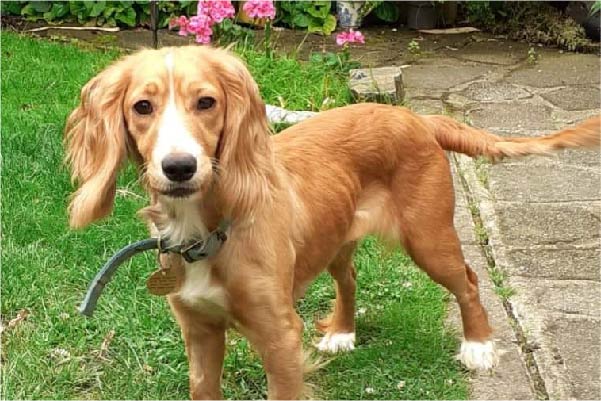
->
152;52;203;176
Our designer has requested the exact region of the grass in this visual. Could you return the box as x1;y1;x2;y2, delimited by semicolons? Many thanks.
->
1;32;468;400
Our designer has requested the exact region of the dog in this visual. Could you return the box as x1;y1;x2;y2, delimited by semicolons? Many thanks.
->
65;45;600;399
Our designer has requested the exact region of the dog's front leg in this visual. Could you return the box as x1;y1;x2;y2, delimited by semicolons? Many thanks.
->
236;300;305;399
169;296;226;400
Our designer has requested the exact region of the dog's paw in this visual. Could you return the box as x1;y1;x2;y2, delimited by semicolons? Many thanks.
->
317;332;355;353
457;340;499;370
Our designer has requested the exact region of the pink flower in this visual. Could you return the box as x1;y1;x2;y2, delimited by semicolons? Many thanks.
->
170;0;236;44
243;0;276;20
188;14;214;43
169;16;190;36
336;29;365;46
199;0;235;24
195;33;212;44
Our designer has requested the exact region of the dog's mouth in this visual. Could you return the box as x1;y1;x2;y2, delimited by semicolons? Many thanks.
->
159;186;198;198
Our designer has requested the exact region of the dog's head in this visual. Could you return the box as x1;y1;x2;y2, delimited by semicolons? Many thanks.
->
65;46;271;229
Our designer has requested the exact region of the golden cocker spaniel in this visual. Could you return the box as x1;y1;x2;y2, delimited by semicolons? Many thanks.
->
65;45;600;399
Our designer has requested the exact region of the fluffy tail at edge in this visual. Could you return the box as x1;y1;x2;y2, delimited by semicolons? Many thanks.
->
426;115;601;160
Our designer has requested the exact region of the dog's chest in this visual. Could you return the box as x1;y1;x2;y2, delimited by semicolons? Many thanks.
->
177;260;227;312
156;202;228;312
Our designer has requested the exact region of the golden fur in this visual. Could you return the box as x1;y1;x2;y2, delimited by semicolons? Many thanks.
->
65;45;600;399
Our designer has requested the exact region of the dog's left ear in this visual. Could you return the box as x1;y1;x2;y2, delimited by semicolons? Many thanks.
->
213;51;273;218
64;56;132;229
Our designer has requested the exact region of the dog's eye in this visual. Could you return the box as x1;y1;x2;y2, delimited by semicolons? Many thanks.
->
197;97;216;110
134;100;153;115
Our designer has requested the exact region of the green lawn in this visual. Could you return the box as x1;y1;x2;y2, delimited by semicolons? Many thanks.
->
1;31;468;400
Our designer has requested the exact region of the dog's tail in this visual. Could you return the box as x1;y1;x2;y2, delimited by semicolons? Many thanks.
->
426;115;600;160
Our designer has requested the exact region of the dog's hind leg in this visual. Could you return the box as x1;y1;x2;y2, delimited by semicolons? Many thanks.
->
394;154;498;370
404;219;498;370
316;241;358;353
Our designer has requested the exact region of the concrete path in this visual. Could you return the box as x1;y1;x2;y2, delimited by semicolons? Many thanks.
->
400;42;600;400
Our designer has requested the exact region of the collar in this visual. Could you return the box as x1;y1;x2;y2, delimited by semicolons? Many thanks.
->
159;219;231;263
79;220;230;317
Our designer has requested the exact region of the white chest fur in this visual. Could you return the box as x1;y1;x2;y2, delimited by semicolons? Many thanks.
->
177;260;227;311
157;199;228;312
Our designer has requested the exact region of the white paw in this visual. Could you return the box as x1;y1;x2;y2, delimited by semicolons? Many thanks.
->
317;332;355;353
457;340;499;370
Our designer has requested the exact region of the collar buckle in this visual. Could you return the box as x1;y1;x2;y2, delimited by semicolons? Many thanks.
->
163;220;230;263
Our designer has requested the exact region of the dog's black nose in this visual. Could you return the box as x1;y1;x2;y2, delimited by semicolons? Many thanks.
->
162;154;197;182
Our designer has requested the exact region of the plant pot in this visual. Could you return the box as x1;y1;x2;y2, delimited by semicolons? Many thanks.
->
337;1;364;29
406;1;438;30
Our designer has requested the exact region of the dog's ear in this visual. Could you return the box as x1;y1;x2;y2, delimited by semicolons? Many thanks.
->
64;56;132;229
213;51;274;219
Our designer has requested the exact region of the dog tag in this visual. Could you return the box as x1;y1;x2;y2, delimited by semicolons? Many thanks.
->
146;268;177;296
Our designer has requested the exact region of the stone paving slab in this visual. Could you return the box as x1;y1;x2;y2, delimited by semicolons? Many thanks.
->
497;150;601;167
402;63;492;91
539;86;601;111
509;282;601;400
509;276;600;317
506;53;601;88
460;81;533;102
543;315;601;400
348;66;404;104
503;246;601;281
494;202;600;246
467;102;557;131
407;99;445;115
449;39;530;65
489;163;601;202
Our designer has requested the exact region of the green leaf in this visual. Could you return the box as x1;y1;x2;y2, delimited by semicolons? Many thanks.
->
307;23;323;34
83;1;95;12
310;52;325;63
221;18;233;30
1;1;26;16
31;1;51;13
321;14;337;35
103;6;117;18
324;52;339;66
291;13;309;28
115;7;136;27
69;2;85;16
51;2;70;18
20;4;37;17
89;1;106;17
374;2;399;23
306;2;330;19
279;1;294;12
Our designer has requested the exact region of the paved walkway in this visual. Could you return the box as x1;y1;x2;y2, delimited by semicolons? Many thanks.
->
400;40;599;400
21;25;600;399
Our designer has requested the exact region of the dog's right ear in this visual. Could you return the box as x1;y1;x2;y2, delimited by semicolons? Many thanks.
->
64;56;132;229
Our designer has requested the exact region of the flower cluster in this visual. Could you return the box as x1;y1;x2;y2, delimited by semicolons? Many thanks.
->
170;0;235;44
243;0;276;20
335;29;365;46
